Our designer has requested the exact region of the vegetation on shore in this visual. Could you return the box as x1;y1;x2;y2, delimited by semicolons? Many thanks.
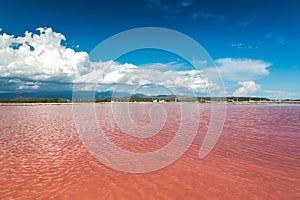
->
0;96;299;104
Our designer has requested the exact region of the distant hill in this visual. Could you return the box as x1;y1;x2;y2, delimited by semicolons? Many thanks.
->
1;90;291;103
0;91;73;99
0;90;151;100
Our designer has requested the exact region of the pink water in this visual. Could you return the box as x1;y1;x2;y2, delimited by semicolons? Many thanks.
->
0;104;299;199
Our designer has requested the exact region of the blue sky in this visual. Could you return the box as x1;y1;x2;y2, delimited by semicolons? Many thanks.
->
0;0;299;99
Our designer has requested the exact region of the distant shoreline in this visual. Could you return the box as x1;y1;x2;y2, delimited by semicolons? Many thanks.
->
1;101;300;106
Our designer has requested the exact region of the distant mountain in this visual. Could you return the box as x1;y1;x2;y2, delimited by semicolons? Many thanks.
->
0;91;73;99
96;91;130;98
153;94;176;98
0;90;153;100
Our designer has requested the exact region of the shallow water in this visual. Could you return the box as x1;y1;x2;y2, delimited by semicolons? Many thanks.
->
0;104;299;199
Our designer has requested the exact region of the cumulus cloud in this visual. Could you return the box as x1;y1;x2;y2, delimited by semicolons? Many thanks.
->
233;81;261;96
75;61;210;95
0;27;90;89
0;27;215;95
215;58;271;81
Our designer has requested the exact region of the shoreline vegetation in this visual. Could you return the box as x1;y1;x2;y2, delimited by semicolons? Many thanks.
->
0;97;299;105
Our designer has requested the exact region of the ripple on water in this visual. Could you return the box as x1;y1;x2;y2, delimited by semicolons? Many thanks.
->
0;104;299;199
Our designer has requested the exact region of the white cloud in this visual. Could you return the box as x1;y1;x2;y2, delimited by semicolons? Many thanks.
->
0;27;214;95
0;27;90;84
215;58;271;81
18;82;40;90
233;81;261;96
75;61;210;95
264;90;297;100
